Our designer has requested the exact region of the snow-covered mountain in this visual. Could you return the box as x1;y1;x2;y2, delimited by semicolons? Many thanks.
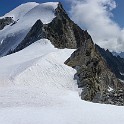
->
0;2;58;56
0;2;124;124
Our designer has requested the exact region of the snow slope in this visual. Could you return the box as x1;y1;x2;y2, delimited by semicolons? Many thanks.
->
0;39;124;124
0;39;77;106
0;2;58;56
2;2;39;20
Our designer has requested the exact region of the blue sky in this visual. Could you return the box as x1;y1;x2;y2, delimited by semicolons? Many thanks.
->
113;0;124;27
0;0;123;27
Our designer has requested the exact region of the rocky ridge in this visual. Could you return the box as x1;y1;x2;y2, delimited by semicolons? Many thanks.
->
65;33;124;105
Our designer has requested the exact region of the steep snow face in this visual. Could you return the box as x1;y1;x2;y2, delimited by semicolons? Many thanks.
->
0;2;58;56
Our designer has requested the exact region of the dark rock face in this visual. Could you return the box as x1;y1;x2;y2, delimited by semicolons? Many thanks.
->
45;3;86;48
3;2;124;105
0;17;14;30
7;19;46;54
65;34;124;105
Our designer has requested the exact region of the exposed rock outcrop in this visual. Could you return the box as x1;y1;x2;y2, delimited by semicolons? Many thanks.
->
7;19;46;54
0;17;14;30
65;32;124;105
45;3;85;48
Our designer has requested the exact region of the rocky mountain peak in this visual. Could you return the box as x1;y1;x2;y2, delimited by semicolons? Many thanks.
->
55;2;70;20
9;2;90;51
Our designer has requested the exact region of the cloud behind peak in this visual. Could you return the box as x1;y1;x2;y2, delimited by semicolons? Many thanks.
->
68;0;124;52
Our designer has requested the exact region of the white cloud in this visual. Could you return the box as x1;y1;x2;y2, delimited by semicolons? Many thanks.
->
67;0;124;52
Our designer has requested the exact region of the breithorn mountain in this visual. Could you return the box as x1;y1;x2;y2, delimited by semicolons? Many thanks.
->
0;2;124;124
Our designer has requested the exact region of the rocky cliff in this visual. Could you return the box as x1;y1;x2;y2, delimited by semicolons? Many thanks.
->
65;33;124;105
